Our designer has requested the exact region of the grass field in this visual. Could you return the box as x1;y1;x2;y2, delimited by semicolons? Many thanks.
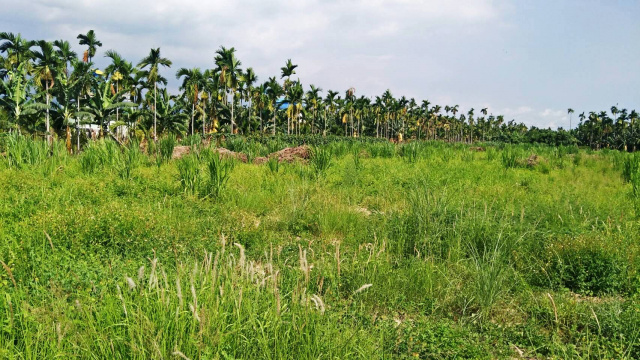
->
1;136;640;359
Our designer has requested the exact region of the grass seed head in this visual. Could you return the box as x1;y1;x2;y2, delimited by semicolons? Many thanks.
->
354;283;373;295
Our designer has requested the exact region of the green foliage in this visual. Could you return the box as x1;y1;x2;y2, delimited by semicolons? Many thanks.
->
486;147;498;161
266;156;279;174
386;318;499;358
205;153;234;198
115;141;143;179
367;141;395;158
401;142;419;163
622;153;640;182
352;146;362;170
467;235;513;316
310;146;332;177
2;134;49;168
546;237;625;295
501;146;522;169
0;137;638;358
79;139;120;173
176;154;200;194
157;133;176;164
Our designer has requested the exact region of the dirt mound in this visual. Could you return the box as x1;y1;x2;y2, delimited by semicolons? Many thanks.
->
172;146;191;159
253;156;268;165
527;154;539;167
216;148;248;163
470;146;485;152
271;146;311;163
172;145;310;164
172;146;248;162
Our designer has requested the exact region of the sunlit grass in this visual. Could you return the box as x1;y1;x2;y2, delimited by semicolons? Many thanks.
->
0;136;639;358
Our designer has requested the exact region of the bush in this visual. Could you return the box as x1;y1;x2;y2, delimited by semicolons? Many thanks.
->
547;237;625;295
385;318;497;358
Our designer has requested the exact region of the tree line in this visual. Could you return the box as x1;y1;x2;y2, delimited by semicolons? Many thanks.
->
0;31;637;150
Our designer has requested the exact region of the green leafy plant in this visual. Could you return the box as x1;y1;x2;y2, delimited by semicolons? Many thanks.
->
157;134;176;165
501;146;521;169
176;154;200;194
402;142;419;163
205;153;234;198
267;156;280;174
310;146;332;177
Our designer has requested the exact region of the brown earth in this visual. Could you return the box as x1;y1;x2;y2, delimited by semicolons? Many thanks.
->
216;148;248;163
253;157;268;165
171;145;311;164
172;146;191;159
270;146;311;163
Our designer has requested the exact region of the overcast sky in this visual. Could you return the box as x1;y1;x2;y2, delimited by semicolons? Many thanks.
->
3;0;639;129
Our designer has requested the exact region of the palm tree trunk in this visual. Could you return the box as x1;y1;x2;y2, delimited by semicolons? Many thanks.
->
203;101;207;135
191;102;195;136
153;82;157;141
350;109;353;137
231;92;235;134
46;82;50;144
77;96;81;152
248;99;252;133
272;103;276;135
323;109;327;135
116;81;119;124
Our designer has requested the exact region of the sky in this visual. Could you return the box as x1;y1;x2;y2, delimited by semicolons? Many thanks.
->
2;0;639;129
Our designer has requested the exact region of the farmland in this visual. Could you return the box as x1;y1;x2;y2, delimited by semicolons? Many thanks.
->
1;135;639;358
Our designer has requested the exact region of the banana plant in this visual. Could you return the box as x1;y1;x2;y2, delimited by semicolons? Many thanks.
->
81;78;135;138
0;63;47;132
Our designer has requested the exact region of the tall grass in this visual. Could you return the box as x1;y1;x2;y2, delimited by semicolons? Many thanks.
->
501;145;521;169
1;137;639;358
401;142;420;163
116;140;144;179
79;139;120;173
176;154;200;194
623;153;640;182
266;156;280;174
310;146;332;177
2;133;49;168
157;134;177;164
1;241;381;358
205;153;234;198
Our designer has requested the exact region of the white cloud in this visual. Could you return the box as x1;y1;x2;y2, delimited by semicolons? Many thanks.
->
540;109;564;118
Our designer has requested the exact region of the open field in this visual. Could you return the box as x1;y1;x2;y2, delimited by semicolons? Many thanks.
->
1;136;640;359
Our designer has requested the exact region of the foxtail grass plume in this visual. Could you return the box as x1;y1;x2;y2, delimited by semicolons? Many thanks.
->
311;294;325;314
126;277;136;290
116;284;127;316
354;283;373;295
